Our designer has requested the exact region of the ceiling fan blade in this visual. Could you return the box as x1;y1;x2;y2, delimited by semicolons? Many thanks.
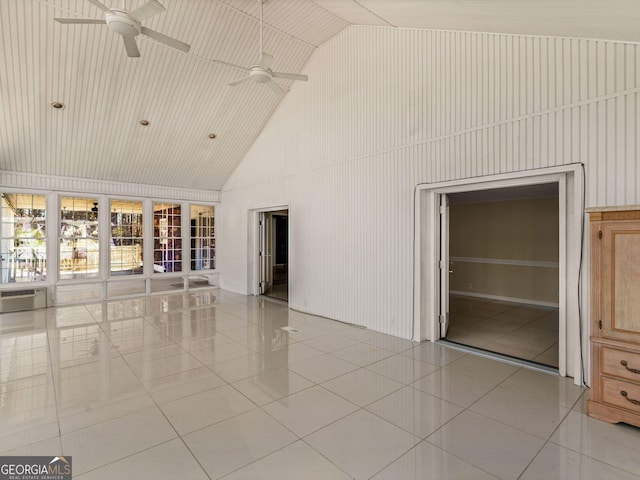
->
215;59;250;72
140;26;190;53
122;35;141;57
266;80;285;95
272;71;308;82
54;18;106;24
130;0;166;22
259;52;273;69
228;77;251;87
86;0;112;13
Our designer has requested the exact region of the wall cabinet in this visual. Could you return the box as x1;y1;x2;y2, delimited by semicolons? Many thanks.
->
588;209;640;427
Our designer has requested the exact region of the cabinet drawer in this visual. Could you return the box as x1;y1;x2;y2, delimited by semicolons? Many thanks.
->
602;348;640;382
602;377;640;414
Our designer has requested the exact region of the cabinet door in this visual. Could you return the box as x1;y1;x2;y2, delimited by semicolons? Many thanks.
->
601;220;640;343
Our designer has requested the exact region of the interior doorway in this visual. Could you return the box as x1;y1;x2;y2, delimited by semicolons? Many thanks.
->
414;165;586;384
440;184;560;368
258;209;288;302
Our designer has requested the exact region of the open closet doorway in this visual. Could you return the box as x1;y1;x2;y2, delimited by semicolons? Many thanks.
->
440;184;560;369
258;209;289;302
415;165;586;383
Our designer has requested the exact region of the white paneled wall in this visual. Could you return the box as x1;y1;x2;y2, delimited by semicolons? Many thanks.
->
220;26;640;339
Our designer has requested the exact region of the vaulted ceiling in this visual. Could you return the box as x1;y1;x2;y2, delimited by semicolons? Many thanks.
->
1;0;639;192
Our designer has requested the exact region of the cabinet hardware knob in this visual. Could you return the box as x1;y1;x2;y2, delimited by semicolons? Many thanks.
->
620;360;640;375
620;390;640;406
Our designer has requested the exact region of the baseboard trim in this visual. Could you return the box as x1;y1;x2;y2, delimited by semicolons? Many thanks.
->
450;290;559;308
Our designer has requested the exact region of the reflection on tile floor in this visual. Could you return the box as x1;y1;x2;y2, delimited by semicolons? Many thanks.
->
1;289;638;479
445;295;560;368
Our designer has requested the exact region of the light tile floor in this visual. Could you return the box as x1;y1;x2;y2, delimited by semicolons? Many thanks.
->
445;295;560;368
1;289;638;479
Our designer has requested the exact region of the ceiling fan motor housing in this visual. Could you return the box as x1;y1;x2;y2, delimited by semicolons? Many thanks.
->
249;66;272;83
106;9;141;37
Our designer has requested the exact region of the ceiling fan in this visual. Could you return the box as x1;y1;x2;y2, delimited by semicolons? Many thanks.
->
224;0;308;94
54;0;190;58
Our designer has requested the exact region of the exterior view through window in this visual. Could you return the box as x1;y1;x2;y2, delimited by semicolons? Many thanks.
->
60;197;99;279
153;202;182;273
190;205;215;271
110;200;143;275
1;193;47;283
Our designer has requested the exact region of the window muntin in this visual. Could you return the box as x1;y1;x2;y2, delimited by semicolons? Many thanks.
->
190;205;215;271
60;197;99;279
1;193;47;283
110;200;143;276
153;202;181;273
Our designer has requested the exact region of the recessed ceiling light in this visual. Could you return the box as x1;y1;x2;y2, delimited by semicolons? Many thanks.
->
51;101;64;109
139;119;149;126
208;133;216;139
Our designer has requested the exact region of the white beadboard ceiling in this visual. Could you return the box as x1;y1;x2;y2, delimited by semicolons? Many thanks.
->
1;0;639;192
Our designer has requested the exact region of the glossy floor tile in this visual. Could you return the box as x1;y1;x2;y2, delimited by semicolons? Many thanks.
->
446;295;560;368
1;288;639;480
222;441;351;480
262;385;359;437
305;410;420;479
60;407;177;475
182;409;297;479
427;410;546;480
158;384;256;435
372;441;500;480
365;386;463;438
76;439;210;480
520;442;640;480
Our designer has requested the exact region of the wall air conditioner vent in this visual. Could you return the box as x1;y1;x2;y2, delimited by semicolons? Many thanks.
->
0;288;47;313
1;289;36;298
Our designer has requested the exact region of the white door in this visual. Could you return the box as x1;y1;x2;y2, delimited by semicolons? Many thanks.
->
439;194;451;338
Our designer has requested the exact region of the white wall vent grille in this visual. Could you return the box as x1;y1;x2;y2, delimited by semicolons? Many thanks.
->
0;288;47;313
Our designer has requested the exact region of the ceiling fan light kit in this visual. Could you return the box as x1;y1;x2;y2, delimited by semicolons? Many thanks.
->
105;9;141;37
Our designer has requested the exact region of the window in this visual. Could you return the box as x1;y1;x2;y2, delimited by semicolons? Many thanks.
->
190;205;215;271
1;193;47;283
110;200;143;276
153;202;181;273
60;197;99;279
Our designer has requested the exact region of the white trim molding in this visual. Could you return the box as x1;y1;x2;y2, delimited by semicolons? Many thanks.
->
450;290;559;308
0;170;221;203
413;163;586;385
450;256;560;269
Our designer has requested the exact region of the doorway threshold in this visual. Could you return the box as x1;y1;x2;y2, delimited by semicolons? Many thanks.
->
438;339;560;376
258;295;288;306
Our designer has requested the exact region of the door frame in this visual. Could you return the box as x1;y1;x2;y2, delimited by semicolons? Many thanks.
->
258;211;269;295
439;194;450;338
413;164;586;384
248;204;290;297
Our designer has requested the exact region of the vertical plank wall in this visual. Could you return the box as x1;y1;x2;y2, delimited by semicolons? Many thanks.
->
219;26;640;339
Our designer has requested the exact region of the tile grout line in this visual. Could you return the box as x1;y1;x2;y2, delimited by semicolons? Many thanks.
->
5;290;601;479
79;297;223;478
515;390;589;480
119;345;215;480
45;306;71;453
